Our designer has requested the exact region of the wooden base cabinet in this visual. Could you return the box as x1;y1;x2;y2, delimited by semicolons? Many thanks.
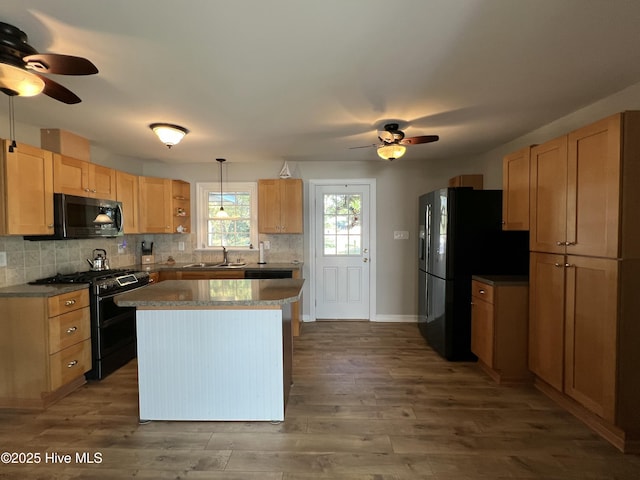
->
530;252;640;452
0;289;91;409
471;277;530;384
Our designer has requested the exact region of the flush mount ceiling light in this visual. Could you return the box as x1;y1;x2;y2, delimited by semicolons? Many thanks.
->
377;144;406;161
149;123;189;148
216;158;229;218
0;63;45;97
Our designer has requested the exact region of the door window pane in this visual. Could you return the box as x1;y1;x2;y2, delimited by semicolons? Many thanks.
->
323;193;362;255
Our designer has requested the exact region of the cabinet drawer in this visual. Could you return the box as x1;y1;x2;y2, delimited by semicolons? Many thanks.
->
48;289;90;317
48;307;90;354
49;339;91;391
471;280;494;304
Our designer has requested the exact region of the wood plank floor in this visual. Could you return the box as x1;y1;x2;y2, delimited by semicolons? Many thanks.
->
1;321;639;479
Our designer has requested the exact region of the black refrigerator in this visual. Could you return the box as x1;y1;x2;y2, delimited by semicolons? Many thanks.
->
418;188;528;360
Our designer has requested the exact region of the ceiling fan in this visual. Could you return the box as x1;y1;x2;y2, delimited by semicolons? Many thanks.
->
0;21;98;104
351;123;439;160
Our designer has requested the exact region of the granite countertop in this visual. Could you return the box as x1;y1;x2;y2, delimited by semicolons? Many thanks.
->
135;262;303;273
0;283;89;297
114;278;305;308
472;274;529;286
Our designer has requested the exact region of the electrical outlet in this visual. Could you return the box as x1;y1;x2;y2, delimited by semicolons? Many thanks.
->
393;231;409;240
178;241;185;251
0;251;6;267
263;241;271;250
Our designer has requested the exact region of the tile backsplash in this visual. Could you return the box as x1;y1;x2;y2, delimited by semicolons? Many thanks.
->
0;233;303;288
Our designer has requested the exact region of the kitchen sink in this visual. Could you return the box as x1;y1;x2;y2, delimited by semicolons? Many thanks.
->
182;262;246;268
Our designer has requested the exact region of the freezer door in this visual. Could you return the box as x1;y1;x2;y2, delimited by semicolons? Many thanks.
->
431;188;449;279
418;192;433;273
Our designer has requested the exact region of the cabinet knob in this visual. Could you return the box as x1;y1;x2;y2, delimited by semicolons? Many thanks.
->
66;326;78;334
554;263;563;267
64;299;76;306
479;289;485;294
67;360;78;368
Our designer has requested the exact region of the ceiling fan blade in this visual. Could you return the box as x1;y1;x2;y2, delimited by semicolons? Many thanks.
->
400;135;440;145
24;53;98;75
349;144;379;149
39;74;81;104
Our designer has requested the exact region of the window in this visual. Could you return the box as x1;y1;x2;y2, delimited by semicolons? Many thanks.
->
323;193;362;255
196;182;258;250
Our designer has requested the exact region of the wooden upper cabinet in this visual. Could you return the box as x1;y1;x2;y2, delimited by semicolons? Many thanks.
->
53;154;116;200
171;180;191;234
502;147;531;231
0;140;54;235
530;112;640;259
116;171;139;234
530;136;568;254
258;179;303;233
567;114;621;259
449;174;483;189
138;176;172;233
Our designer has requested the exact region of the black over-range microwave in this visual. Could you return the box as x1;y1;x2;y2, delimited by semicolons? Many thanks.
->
25;193;124;240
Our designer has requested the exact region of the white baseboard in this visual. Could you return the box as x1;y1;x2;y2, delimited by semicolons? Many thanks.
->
372;314;418;323
302;315;418;323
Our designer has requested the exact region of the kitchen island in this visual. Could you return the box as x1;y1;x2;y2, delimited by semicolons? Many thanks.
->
114;278;304;422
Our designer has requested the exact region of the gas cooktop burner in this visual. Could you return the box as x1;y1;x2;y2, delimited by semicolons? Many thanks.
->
30;269;136;285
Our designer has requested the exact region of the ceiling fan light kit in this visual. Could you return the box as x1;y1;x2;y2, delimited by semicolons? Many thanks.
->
0;22;98;104
149;123;189;148
351;122;439;161
377;144;406;161
0;62;44;96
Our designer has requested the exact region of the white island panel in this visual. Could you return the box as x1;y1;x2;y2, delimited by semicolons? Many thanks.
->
136;308;284;421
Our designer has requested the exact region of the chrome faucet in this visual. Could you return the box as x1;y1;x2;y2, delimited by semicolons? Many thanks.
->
222;246;229;264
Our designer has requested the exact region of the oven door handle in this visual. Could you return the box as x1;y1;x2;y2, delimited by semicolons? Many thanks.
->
97;283;149;300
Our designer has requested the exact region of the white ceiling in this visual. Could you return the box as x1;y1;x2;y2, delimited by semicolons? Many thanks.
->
2;0;640;164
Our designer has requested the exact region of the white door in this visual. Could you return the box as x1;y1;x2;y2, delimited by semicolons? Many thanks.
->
314;183;371;319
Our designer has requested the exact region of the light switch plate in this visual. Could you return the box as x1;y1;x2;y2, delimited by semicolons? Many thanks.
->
393;231;409;240
0;251;6;267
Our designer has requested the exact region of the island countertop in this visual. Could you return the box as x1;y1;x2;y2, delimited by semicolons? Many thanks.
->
114;278;304;308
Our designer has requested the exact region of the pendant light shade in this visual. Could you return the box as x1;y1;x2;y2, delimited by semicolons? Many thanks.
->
216;158;229;218
93;208;113;224
377;144;406;161
149;123;189;148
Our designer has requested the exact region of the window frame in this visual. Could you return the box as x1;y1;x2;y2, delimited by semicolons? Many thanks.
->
195;181;258;251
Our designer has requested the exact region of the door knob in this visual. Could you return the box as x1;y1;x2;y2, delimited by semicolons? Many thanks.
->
363;258;369;263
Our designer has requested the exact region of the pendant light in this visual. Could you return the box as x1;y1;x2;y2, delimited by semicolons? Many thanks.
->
216;158;229;218
93;208;113;224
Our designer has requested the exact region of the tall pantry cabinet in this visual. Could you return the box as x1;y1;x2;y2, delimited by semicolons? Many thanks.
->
528;111;640;453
